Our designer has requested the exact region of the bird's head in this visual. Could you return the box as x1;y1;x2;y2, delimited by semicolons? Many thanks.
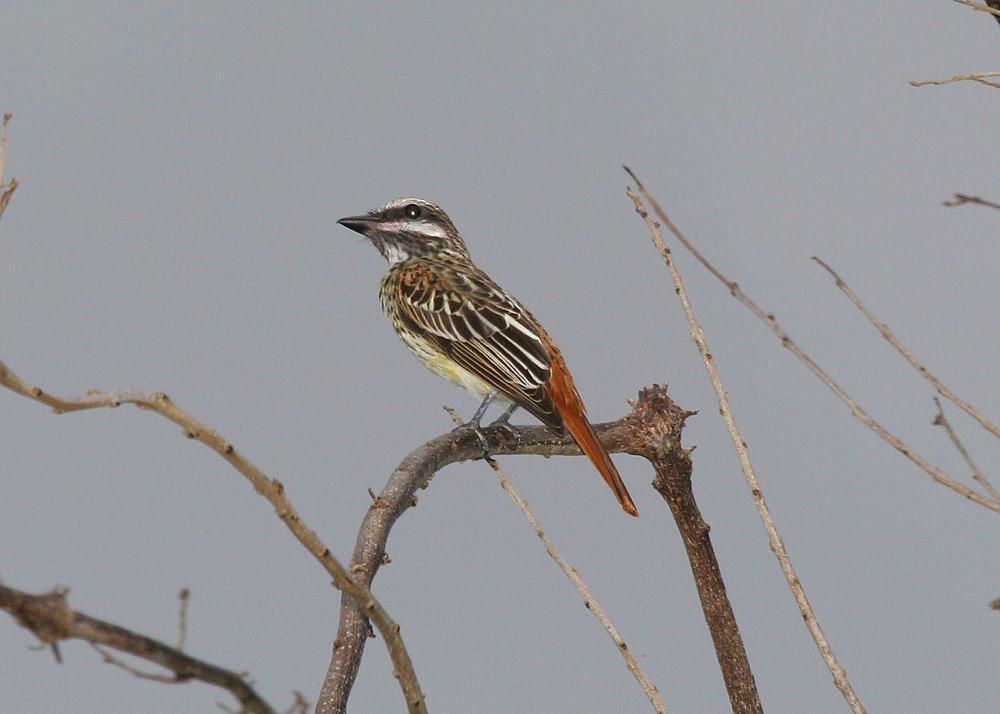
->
338;198;469;265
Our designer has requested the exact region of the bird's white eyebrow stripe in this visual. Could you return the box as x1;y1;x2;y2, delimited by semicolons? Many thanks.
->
409;221;447;239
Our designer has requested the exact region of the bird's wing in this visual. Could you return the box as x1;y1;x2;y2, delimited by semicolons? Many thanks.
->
394;260;564;432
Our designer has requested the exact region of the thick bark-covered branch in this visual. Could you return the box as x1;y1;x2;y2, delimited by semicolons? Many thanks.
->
0;583;274;714
317;385;762;714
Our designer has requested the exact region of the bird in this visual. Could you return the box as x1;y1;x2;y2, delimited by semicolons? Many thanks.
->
338;198;638;517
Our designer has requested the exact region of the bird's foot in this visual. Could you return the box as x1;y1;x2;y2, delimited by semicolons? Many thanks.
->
451;421;493;458
488;415;521;449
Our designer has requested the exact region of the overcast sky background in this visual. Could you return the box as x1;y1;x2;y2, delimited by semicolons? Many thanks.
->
2;3;997;712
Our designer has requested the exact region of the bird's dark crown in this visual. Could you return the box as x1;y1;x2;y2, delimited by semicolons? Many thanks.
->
338;198;469;264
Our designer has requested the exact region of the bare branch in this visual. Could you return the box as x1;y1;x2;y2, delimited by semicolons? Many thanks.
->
177;588;190;652
0;111;10;183
623;167;1000;514
625;186;866;713
0;112;17;221
909;71;1000;88
444;406;669;709
318;386;760;714
0;583;274;714
485;455;669;713
0;360;426;713
943;193;1000;210
283;691;310;714
813;257;1000;440
932;399;999;502
953;0;1000;19
91;642;187;684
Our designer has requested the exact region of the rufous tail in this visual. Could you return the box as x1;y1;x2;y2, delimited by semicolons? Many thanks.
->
546;354;639;517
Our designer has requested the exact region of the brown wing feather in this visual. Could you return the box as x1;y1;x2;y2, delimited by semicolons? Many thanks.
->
393;259;637;516
395;260;564;432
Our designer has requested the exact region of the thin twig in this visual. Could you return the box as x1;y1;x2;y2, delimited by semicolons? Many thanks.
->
0;112;16;221
441;406;667;713
813;257;1000;440
0;583;275;714
92;642;185;684
0;360;426;714
0;112;10;184
953;0;1000;19
932;399;999;502
624;167;1000;514
177;588;190;652
626;186;867;713
487;456;669;713
943;193;1000;210
283;691;310;714
909;71;1000;88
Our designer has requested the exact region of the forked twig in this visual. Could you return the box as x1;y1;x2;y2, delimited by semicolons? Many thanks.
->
813;257;999;440
626;186;867;713
0;361;426;714
943;194;1000;210
624;168;1000;514
933;399;999;502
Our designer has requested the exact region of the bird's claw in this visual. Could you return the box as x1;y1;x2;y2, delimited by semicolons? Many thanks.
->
490;420;521;449
452;422;493;458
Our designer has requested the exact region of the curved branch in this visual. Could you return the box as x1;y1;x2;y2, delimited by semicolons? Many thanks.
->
317;385;761;714
0;360;426;713
0;583;274;714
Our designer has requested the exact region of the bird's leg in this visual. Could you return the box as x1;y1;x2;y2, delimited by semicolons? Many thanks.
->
452;391;496;456
488;404;520;447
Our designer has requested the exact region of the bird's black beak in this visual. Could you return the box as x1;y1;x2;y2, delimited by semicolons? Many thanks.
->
337;215;379;235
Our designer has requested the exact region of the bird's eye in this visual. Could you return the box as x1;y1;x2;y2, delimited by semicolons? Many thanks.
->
404;203;422;219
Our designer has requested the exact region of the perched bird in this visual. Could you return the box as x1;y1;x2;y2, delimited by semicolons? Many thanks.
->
339;198;638;516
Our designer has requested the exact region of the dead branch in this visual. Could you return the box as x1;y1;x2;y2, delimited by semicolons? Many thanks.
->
626;187;863;713
813;257;999;440
0;583;274;714
0;112;17;220
439;407;669;712
0;360;426;714
943;193;1000;210
933;399;999;502
177;588;190;652
909;71;1000;88
486;455;670;713
623;168;1000;514
317;385;762;714
953;0;1000;20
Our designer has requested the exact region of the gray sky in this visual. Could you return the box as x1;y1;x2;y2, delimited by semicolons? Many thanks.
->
2;2;997;712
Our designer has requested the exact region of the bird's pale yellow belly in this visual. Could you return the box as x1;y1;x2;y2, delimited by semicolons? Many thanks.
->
397;327;497;399
381;266;501;402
